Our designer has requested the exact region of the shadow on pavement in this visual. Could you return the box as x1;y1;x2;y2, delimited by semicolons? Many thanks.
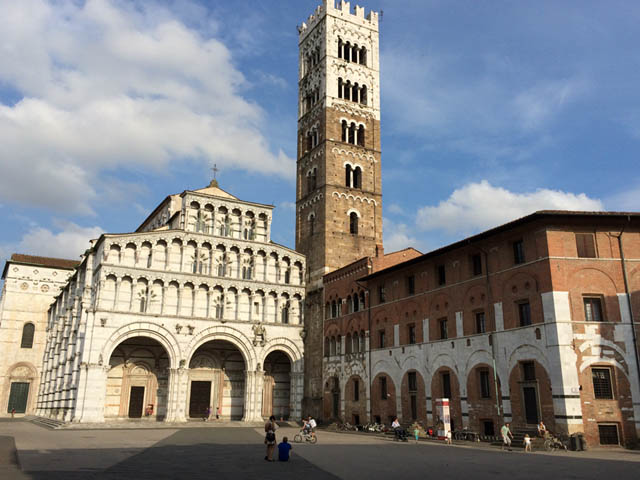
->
22;428;339;480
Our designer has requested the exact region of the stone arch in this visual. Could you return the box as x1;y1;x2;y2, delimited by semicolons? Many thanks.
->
371;372;397;424
262;337;303;373
507;359;555;430
102;323;181;370
344;374;367;424
186;326;257;371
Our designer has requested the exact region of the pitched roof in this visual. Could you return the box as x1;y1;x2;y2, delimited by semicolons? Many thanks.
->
7;254;79;270
359;210;640;282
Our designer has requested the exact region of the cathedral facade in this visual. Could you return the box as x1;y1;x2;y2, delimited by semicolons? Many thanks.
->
33;183;305;423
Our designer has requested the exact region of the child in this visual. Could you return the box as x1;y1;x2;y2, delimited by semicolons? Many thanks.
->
278;436;292;462
414;427;420;444
445;429;452;445
523;434;532;452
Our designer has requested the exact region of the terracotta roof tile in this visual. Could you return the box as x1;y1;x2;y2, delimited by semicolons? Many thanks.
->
9;253;79;270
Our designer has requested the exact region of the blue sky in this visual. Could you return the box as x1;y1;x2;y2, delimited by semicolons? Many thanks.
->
0;0;639;263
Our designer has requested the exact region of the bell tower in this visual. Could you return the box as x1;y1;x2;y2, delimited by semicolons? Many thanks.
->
296;0;382;417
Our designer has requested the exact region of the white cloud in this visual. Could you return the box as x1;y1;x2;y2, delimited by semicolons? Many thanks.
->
381;48;589;161
605;184;640;212
383;217;421;253
512;78;589;130
0;0;294;214
416;180;604;236
6;220;104;260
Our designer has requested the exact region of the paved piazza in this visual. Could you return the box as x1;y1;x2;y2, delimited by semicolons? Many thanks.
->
1;420;639;479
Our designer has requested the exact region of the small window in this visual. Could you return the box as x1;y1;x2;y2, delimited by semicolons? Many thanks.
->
598;424;620;445
576;233;597;258
439;318;448;340
349;212;359;235
380;376;388;399
407;275;415;295
442;372;452;399
475;312;486;334
522;361;536;381
584;297;604;322
378;285;386;304
437;265;446;286
408;324;416;344
513;239;525;264
20;323;35;349
518;302;532;326
472;254;482;276
408;372;417;392
479;370;491;398
354;379;359;401
378;330;386;348
592;368;613;399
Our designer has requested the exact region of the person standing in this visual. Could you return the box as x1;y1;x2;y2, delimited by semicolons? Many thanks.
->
523;434;532;452
308;415;317;440
204;405;211;422
216;405;221;420
264;415;277;461
414;426;420;444
501;423;513;451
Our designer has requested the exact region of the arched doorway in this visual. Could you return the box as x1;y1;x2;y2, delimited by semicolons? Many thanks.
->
5;363;37;415
105;337;170;420
188;340;245;420
262;351;291;420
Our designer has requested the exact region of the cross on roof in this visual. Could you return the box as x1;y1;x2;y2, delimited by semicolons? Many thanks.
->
211;164;219;180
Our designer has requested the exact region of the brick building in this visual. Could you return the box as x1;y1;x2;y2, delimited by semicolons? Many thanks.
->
322;211;640;447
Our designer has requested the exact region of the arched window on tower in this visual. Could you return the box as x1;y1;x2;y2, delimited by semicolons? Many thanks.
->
360;46;367;65
341;120;348;142
311;167;317;190
345;164;352;187
353;166;362;189
349;212;359;235
344;81;351;101
344;41;351;62
20;323;35;349
357;125;365;146
331;300;337;318
360;85;367;105
309;214;315;236
360;291;366;309
338;77;343;98
352;44;358;63
353;292;360;312
348;123;356;144
338;38;343;59
352;82;359;103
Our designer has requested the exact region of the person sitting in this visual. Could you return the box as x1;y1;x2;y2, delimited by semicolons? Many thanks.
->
391;417;405;441
537;421;547;438
301;418;311;435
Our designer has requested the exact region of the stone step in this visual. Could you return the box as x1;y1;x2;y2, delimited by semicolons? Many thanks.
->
27;415;66;430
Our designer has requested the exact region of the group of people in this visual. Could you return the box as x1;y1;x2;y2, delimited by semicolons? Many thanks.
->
203;405;221;421
263;414;317;462
501;421;548;452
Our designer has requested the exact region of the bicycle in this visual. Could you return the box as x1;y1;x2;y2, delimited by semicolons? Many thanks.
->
294;430;318;444
543;434;567;452
453;428;481;442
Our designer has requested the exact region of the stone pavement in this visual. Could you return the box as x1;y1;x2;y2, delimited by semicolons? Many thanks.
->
0;419;639;479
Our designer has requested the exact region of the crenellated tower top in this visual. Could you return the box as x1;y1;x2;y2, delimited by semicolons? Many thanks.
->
298;1;379;40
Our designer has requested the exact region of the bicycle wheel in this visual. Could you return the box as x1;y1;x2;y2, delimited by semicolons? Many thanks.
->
309;435;318;444
293;434;302;443
454;432;463;441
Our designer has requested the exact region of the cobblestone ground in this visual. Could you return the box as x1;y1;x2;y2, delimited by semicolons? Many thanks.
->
1;420;639;480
